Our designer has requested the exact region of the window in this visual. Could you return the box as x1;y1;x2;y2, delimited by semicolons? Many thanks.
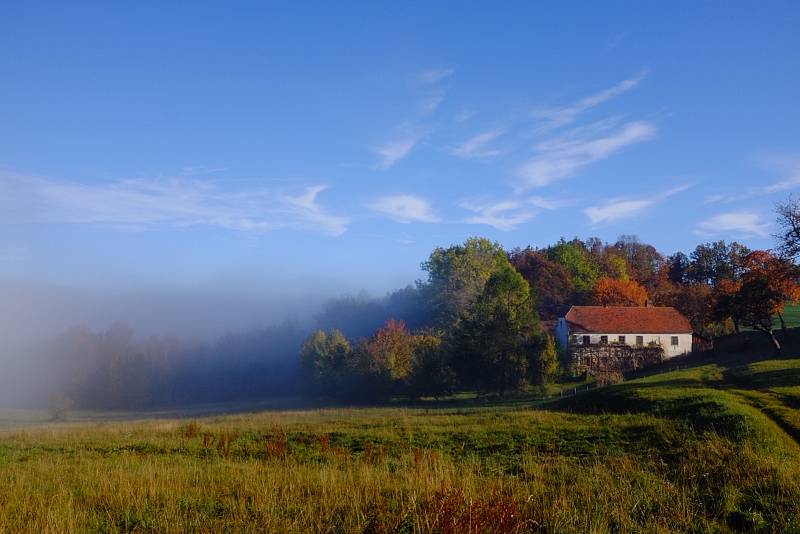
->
671;336;679;347
618;335;626;344
582;335;590;345
636;336;644;346
600;335;608;344
571;335;578;344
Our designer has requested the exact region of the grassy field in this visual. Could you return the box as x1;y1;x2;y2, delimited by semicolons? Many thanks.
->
1;353;800;532
777;303;800;329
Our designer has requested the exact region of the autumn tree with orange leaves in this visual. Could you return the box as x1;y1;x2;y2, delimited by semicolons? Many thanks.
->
713;250;800;352
741;251;800;337
362;318;416;381
590;276;649;307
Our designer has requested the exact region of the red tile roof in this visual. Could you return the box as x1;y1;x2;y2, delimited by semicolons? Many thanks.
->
564;306;692;334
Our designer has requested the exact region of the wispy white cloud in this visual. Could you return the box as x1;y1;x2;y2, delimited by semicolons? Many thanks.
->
528;195;570;210
703;154;800;204
360;232;415;245
455;109;477;123
517;120;656;188
420;94;445;114
763;155;800;192
372;68;454;168
451;128;505;159
0;173;349;236
282;185;350;235
696;211;770;237
373;136;421;170
368;194;439;223
585;185;690;224
585;199;652;224
533;71;647;130
462;200;534;231
417;68;454;85
178;165;227;176
461;195;563;231
703;191;759;204
416;67;454;114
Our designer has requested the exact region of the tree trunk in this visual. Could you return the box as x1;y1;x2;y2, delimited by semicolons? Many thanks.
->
778;312;789;339
733;320;740;334
771;329;782;353
767;328;782;353
755;325;782;354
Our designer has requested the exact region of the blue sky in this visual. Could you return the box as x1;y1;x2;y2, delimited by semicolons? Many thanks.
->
1;1;799;301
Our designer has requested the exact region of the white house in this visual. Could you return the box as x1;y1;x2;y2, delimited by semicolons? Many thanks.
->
555;305;693;358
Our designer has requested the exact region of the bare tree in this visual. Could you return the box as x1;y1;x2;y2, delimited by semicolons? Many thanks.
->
775;196;800;259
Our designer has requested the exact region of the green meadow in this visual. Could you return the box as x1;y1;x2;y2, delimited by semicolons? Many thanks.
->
1;347;800;533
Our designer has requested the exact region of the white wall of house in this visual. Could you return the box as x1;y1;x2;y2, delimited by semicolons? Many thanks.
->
555;318;569;349
560;329;692;358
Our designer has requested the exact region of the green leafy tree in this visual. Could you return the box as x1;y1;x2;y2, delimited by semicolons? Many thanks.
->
687;241;750;286
453;263;539;394
547;239;600;293
408;333;454;398
530;334;559;386
667;252;690;284
420;237;508;328
614;235;664;289
585;237;630;280
299;329;352;395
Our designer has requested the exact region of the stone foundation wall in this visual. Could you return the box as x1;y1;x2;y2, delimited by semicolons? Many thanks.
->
570;344;665;376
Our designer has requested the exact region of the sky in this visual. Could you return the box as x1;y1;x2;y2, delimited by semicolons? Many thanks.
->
1;2;799;338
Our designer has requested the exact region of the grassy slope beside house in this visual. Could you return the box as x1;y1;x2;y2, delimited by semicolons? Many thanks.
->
775;302;800;330
1;342;800;532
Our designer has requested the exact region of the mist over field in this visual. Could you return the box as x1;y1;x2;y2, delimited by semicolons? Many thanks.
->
0;270;430;409
0;279;329;407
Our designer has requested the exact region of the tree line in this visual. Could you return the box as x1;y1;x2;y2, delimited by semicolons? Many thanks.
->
301;239;559;401
301;199;800;399
19;198;800;409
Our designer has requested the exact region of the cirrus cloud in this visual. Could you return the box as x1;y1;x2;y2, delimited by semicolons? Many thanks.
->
0;172;350;236
533;70;647;131
451;128;505;159
372;136;421;170
518;120;656;189
461;195;564;231
368;194;439;223
696;211;770;237
584;185;690;224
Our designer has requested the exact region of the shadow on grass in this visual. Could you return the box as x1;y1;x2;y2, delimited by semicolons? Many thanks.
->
541;377;755;442
722;367;800;390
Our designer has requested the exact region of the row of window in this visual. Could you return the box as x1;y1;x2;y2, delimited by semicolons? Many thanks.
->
572;335;680;347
